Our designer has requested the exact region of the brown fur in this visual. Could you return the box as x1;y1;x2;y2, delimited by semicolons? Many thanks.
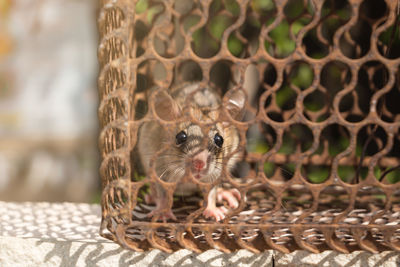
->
137;83;245;220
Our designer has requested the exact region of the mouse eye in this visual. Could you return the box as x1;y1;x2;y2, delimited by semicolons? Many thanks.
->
214;133;223;148
176;131;187;145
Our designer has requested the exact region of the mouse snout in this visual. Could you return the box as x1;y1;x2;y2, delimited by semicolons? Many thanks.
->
193;159;205;171
192;150;208;172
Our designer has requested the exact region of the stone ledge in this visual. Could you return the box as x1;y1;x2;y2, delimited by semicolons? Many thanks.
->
1;202;400;267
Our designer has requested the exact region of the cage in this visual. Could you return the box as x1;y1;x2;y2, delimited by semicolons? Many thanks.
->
98;0;400;253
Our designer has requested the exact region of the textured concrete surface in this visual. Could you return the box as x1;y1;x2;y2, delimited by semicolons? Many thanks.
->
1;202;400;267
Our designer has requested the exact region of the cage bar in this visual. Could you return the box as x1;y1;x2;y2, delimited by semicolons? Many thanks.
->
98;0;400;253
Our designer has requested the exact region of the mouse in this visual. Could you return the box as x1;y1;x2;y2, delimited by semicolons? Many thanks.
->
137;82;246;221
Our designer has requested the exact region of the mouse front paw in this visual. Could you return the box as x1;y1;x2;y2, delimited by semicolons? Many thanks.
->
216;188;241;209
203;206;228;221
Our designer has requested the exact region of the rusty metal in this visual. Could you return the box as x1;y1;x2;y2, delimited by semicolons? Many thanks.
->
98;0;400;253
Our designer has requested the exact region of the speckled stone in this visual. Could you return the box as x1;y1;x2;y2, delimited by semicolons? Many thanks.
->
1;202;400;267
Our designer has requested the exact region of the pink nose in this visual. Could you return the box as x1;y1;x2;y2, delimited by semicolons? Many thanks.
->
193;159;205;171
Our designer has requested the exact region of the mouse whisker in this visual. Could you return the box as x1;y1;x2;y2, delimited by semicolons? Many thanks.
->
154;154;186;160
156;162;184;172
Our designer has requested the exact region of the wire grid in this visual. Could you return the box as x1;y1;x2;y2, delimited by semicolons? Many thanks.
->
98;0;400;253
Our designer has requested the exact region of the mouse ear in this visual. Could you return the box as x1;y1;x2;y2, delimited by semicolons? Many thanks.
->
225;88;246;120
154;90;181;121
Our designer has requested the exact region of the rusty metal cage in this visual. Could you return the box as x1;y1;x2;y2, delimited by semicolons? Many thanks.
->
98;0;400;253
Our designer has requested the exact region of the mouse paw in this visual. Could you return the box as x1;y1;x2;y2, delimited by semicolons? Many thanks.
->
147;209;177;222
203;206;228;221
216;188;241;209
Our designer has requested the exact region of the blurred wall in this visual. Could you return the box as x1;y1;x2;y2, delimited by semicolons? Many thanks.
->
0;0;100;202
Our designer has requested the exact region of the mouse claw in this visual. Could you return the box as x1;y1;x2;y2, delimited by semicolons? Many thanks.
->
217;188;241;209
203;206;228;221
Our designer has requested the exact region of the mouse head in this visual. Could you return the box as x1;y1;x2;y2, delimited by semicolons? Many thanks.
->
154;85;246;183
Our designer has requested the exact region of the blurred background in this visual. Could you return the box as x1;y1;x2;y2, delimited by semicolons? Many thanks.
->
0;0;100;202
0;0;398;203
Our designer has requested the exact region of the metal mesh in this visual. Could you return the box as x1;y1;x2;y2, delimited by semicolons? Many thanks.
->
98;0;400;253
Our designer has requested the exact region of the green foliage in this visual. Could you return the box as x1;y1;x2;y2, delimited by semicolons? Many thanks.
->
282;163;296;176
223;0;240;16
329;136;350;156
384;169;400;184
252;0;275;13
379;25;400;45
356;143;363;157
264;162;275;177
147;5;163;23
278;133;295;154
134;0;163;23
210;0;223;14
338;165;355;182
374;166;381;180
284;0;304;19
183;15;201;32
135;0;148;14
291;63;313;89
228;34;244;56
306;166;329;183
304;92;325;111
192;27;219;55
210;15;232;40
276;85;296;109
267;20;296;57
291;20;305;35
247;139;269;154
337;8;350;20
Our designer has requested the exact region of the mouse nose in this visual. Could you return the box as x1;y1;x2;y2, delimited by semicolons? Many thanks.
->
193;159;205;171
192;149;208;172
